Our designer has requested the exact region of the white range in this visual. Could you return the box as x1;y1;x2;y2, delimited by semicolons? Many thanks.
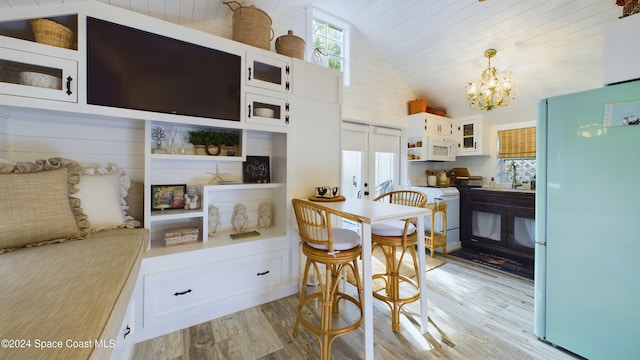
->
408;184;461;253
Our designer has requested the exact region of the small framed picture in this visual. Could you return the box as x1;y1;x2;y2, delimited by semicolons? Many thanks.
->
243;156;270;183
151;184;187;211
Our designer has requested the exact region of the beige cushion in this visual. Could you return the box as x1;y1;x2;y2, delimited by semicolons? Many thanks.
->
76;165;140;231
372;220;417;237
307;228;361;251
0;228;148;360
0;158;89;252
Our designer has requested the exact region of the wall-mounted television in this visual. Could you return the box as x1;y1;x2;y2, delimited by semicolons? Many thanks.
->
87;17;241;121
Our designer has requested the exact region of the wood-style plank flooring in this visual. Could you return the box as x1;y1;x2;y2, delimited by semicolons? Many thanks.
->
133;256;579;359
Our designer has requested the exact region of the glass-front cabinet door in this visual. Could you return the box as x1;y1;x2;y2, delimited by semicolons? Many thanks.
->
456;116;486;156
246;52;290;93
245;92;289;127
0;46;77;102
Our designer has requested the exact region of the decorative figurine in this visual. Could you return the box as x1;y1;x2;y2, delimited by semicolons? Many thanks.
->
231;203;249;232
258;202;272;229
185;185;200;210
151;127;167;154
208;204;221;236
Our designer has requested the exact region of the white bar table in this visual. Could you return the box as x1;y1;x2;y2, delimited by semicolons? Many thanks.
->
299;198;429;359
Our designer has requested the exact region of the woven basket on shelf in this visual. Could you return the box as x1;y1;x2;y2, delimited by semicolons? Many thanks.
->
30;18;74;49
224;1;273;50
276;30;305;59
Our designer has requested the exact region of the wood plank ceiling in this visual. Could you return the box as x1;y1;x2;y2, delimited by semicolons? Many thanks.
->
1;0;624;124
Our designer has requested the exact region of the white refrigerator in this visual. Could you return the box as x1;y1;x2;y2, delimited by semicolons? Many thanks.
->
535;80;640;359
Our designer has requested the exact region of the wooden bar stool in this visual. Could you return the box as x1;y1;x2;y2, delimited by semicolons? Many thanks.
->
291;199;364;360
425;200;447;257
370;190;427;332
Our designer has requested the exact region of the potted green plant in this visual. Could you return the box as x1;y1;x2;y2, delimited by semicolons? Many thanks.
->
205;131;222;155
188;130;209;155
219;131;240;156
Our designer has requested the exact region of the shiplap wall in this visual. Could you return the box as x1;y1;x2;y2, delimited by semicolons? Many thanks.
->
0;5;414;179
2;111;145;182
188;6;415;128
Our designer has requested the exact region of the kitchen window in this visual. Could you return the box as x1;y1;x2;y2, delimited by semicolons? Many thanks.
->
497;127;536;184
307;7;351;86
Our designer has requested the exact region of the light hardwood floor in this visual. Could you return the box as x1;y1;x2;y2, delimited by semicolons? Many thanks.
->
133;256;579;360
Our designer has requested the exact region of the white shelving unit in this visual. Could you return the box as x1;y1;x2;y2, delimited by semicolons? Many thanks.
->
0;1;342;348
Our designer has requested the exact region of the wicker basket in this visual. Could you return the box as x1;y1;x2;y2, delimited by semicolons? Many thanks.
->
224;1;273;50
276;30;305;59
408;98;427;114
30;18;74;49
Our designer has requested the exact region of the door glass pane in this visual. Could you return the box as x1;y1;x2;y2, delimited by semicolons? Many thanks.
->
514;216;535;248
463;136;474;149
472;211;501;241
374;152;395;197
1;60;63;90
341;150;362;199
253;61;281;85
463;123;474;136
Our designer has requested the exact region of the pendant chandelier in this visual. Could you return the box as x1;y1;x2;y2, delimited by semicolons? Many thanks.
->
466;49;513;111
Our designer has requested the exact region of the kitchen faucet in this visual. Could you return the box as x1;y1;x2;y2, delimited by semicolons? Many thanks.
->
511;162;522;189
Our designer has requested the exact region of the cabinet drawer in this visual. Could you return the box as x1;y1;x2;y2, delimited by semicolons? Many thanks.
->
109;297;135;360
143;250;285;326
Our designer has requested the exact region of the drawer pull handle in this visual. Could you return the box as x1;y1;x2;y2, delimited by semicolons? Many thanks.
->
66;76;73;96
256;270;270;276
124;325;131;338
174;289;192;296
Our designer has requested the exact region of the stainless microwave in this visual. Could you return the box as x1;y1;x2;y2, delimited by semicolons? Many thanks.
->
424;135;456;161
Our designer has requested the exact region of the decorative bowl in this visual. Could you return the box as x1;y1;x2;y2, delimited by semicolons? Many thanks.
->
19;72;61;89
254;107;275;118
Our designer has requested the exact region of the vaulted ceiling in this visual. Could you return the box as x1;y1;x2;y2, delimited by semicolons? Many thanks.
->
1;0;624;124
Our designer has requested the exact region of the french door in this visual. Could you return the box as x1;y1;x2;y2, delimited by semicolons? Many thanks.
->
341;122;402;201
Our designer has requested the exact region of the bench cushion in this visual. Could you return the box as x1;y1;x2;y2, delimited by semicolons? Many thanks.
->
0;228;148;359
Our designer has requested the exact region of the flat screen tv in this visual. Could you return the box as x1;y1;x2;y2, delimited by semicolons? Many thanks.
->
87;17;240;121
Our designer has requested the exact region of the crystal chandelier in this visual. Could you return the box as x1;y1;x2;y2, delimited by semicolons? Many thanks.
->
466;49;513;111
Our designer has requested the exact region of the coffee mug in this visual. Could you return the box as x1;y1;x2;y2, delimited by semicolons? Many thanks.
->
315;186;340;198
315;186;331;198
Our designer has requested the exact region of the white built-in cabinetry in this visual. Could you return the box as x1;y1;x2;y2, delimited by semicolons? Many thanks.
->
408;112;454;137
0;1;342;352
406;112;455;161
0;13;78;104
245;52;291;127
455;115;488;156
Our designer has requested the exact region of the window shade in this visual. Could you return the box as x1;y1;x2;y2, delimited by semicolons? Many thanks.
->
498;127;536;158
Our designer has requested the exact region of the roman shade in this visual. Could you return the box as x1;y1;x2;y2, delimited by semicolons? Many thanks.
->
498;127;536;158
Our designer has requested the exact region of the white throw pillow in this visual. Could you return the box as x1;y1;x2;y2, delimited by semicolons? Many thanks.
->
76;165;138;231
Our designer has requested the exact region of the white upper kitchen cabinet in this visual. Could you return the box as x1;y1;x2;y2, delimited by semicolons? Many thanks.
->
455;115;489;156
407;112;454;137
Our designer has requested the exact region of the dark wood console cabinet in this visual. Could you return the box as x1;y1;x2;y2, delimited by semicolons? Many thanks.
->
459;188;535;260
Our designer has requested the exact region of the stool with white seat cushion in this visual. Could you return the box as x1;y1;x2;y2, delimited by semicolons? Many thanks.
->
370;190;427;332
291;199;364;360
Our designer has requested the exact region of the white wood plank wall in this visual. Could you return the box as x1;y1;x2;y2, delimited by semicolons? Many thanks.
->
188;6;415;128
4;111;145;182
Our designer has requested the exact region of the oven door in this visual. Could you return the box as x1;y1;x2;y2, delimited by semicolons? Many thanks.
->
425;135;456;161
